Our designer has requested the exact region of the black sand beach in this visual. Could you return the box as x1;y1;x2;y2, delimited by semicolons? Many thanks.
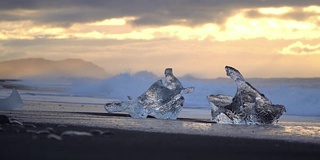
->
1;122;320;160
1;110;320;160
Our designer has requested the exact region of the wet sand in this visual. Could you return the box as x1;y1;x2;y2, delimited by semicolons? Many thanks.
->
1;120;320;160
1;101;320;160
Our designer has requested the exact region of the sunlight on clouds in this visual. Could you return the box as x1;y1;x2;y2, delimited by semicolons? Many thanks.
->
105;29;155;40
28;27;65;38
0;6;319;41
89;18;126;26
74;28;155;40
258;7;293;15
75;31;105;39
0;21;36;40
139;24;220;40
75;6;319;41
303;6;320;13
74;24;220;40
89;17;136;26
280;41;320;55
0;20;65;40
3;9;39;17
220;11;318;41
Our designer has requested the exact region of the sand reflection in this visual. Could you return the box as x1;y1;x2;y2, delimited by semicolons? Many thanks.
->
182;121;212;131
281;125;320;137
268;122;320;138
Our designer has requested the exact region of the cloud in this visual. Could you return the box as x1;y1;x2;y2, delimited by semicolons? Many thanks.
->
280;41;320;55
0;1;319;42
1;0;320;27
2;1;320;79
244;6;320;22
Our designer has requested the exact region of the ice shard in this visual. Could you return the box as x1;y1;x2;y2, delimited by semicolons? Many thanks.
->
207;66;286;125
105;68;194;119
0;88;24;110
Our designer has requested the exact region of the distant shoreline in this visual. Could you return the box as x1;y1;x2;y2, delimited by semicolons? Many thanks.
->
0;79;20;82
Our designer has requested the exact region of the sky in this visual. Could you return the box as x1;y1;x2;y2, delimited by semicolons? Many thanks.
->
0;0;320;78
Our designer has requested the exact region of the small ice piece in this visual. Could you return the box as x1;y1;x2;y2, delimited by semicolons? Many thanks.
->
9;119;23;126
46;127;55;133
47;133;63;141
37;129;51;134
0;88;24;110
26;129;38;134
105;68;194;119
61;131;93;137
207;66;286;125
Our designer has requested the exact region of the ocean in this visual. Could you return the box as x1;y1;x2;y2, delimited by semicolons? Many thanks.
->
1;73;320;116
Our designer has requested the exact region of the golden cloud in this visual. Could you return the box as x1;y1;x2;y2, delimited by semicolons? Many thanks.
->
0;6;319;41
258;7;293;15
280;41;320;55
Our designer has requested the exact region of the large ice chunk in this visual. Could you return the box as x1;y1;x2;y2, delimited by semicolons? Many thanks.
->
105;68;194;119
0;88;24;110
207;66;286;125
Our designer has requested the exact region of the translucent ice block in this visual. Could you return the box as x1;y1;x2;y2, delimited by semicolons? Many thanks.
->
105;68;194;119
0;88;24;110
207;66;286;125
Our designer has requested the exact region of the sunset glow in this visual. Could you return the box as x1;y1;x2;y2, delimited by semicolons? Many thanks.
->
1;1;320;78
258;7;293;15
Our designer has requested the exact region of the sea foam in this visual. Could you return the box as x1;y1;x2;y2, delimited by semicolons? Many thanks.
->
67;74;320;116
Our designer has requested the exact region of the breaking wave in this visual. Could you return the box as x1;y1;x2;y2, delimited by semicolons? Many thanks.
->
66;72;320;116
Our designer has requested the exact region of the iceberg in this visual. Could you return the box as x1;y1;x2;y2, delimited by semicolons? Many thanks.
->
0;88;24;110
207;66;286;125
105;68;195;119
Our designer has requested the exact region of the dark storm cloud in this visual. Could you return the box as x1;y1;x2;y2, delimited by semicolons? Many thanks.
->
1;0;320;26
